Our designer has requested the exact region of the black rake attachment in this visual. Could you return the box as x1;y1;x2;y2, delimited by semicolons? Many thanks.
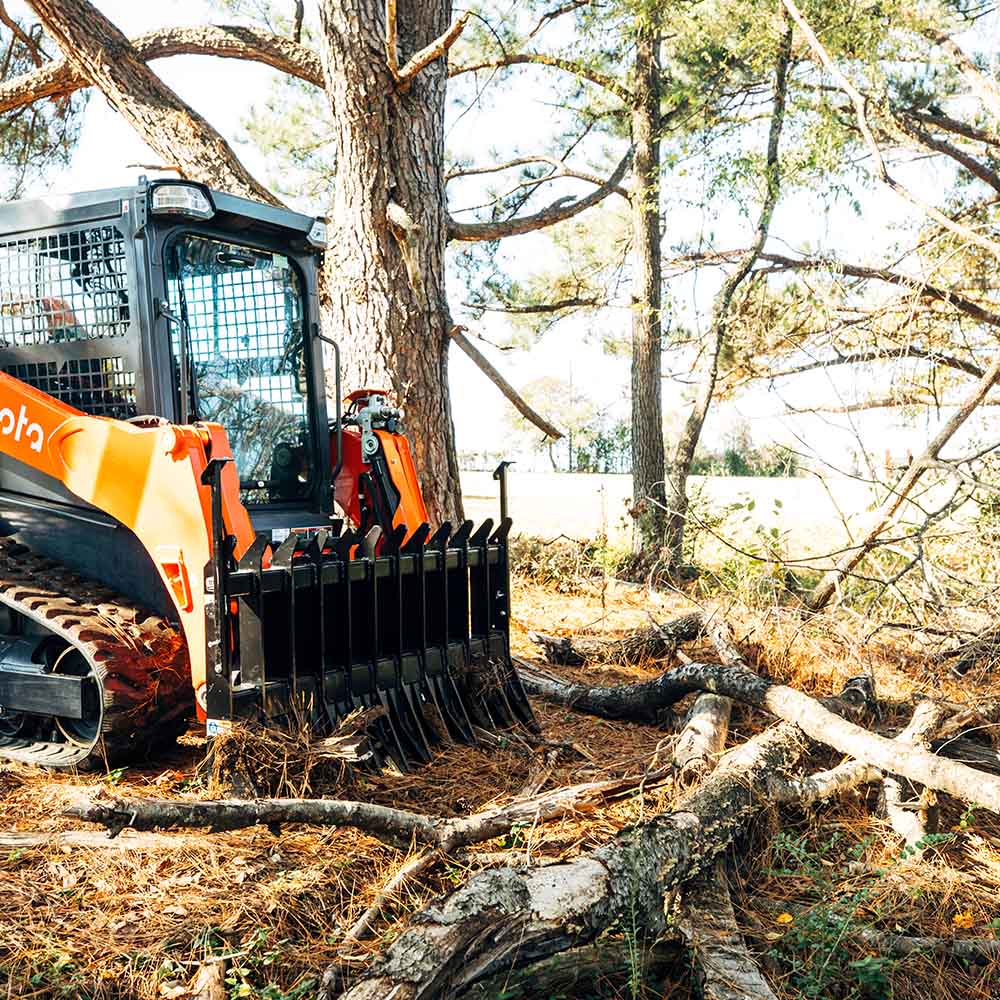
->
200;466;538;772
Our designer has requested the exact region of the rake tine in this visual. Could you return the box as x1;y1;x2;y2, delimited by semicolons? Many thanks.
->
385;686;432;764
375;692;412;772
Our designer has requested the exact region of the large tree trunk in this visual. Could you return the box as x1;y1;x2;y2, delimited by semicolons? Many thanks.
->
629;17;666;553
663;14;791;571
318;1;462;523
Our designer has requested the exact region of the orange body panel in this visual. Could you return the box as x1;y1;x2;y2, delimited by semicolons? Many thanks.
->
333;426;429;542
376;430;429;537
0;371;254;714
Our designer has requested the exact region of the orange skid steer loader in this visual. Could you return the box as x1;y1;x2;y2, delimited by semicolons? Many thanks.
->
0;179;535;769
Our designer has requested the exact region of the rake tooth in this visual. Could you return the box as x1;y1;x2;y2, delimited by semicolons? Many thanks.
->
417;675;452;744
404;682;440;746
391;684;433;763
374;694;412;772
383;687;431;765
504;667;541;733
435;672;478;745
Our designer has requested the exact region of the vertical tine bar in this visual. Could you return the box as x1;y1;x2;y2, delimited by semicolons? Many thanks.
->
271;531;300;719
305;531;327;728
362;526;411;769
236;533;269;718
332;529;359;717
384;525;432;762
404;523;452;743
492;517;540;733
433;524;477;744
471;519;514;729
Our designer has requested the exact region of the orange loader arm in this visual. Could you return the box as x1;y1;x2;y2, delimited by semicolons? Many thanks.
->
0;372;254;713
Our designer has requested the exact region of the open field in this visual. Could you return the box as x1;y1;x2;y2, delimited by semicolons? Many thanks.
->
462;470;878;552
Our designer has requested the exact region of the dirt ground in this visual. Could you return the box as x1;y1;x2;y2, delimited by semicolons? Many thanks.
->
1;573;999;1000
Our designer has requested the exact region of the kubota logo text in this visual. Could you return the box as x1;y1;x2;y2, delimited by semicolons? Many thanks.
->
0;404;43;452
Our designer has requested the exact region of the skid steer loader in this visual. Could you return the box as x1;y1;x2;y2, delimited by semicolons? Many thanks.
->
0;178;535;770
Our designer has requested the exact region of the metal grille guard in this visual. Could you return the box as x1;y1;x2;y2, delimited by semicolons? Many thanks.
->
201;462;537;770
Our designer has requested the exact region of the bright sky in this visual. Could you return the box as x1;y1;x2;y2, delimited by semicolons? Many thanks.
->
6;1;997;475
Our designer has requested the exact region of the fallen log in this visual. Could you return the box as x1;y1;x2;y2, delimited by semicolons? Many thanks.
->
460;939;679;999
322;720;812;1000
673;693;731;782
516;657;1000;813
680;862;778;1000
880;700;946;854
529;611;703;666
66;768;672;845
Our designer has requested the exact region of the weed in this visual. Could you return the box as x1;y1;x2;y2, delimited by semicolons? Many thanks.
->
766;832;895;999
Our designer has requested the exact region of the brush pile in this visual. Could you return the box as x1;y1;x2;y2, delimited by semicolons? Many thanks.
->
1;571;1000;1000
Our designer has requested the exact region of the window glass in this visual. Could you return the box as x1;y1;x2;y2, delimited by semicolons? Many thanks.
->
165;235;313;503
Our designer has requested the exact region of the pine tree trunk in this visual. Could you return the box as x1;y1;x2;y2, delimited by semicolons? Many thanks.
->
317;0;463;524
629;20;665;554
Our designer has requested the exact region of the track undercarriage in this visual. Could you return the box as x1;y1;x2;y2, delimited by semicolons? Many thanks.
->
0;539;193;769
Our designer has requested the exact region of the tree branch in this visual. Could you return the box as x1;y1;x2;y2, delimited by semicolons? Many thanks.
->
783;0;1000;260
397;10;470;85
384;0;398;80
448;148;633;242
762;346;986;383
518;657;1000;812
450;325;564;439
449;51;634;105
447;154;630;199
924;28;1000;121
0;24;323;116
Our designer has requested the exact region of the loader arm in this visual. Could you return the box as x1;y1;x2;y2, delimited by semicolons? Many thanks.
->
0;371;254;710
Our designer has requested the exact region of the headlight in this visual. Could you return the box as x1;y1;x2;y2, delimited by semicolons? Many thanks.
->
307;219;329;249
150;184;214;220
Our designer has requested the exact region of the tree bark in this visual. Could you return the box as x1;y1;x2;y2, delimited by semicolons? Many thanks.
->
323;720;812;1000
528;610;703;665
680;862;778;1000
673;693;731;782
629;16;666;554
663;13;792;570
25;0;276;204
317;0;463;522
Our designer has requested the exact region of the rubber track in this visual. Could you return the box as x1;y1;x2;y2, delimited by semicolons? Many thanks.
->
0;539;194;769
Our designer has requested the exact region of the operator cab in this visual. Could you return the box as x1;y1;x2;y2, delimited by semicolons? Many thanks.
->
0;179;334;612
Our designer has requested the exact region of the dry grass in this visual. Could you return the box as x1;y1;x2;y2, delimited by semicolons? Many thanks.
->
0;568;998;1000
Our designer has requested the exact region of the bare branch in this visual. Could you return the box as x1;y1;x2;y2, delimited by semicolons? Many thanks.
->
0;24;323;116
0;2;43;66
807;344;1000;610
448;148;633;242
782;0;1000;260
924;28;1000;121
526;1;593;41
449;52;634;106
764;347;985;382
447;154;630;199
450;325;564;440
26;0;278;204
397;11;470;85
465;294;605;315
384;0;398;80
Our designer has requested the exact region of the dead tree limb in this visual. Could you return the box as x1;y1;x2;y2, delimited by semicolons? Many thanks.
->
680;862;779;1000
516;659;1000;812
880;701;947;854
67;768;671;843
322;720;812;1000
450;325;564;440
803;342;1000;610
673;694;731;782
529;611;703;665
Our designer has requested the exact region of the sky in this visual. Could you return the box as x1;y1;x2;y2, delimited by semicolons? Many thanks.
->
4;0;997;476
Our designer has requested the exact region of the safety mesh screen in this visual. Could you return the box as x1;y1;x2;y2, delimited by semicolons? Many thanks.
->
166;235;312;503
3;358;137;419
0;226;130;346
